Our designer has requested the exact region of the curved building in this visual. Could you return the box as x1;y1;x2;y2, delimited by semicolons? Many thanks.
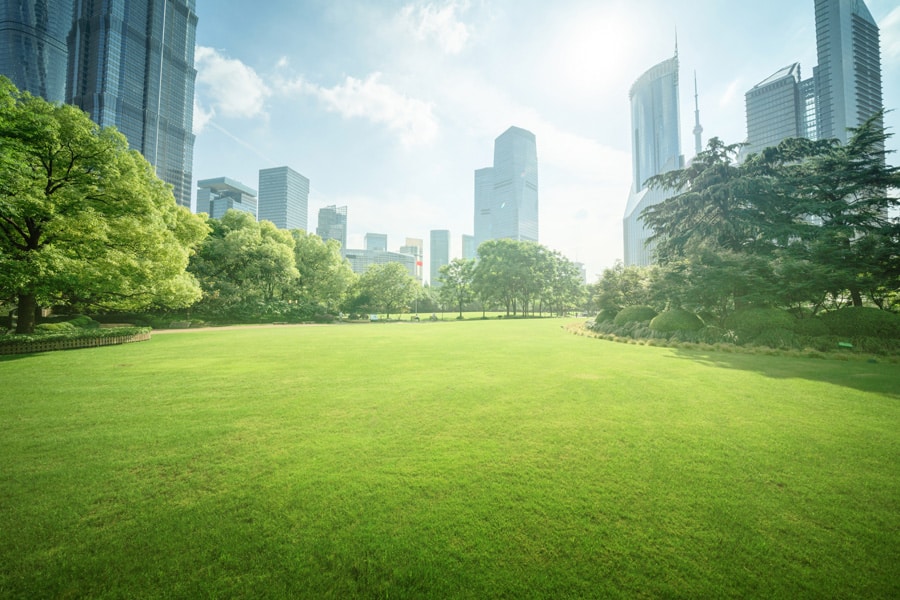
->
623;54;683;266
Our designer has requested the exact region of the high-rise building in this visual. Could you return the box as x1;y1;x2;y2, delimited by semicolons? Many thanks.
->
623;52;683;266
814;0;882;145
0;0;74;103
399;238;424;282
258;166;309;230
365;233;388;252
67;0;198;208
316;205;347;250
430;229;450;287
462;234;476;260
196;177;257;219
343;249;417;278
473;126;539;249
744;63;809;158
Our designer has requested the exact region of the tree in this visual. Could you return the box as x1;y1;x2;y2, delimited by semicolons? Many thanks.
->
188;210;297;320
290;230;356;315
355;262;419;319
438;258;474;318
0;77;208;333
591;260;655;313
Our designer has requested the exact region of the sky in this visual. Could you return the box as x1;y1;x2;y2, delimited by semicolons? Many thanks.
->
191;0;900;283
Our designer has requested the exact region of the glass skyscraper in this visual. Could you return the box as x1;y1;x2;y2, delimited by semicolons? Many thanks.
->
196;177;257;219
317;205;348;250
623;53;682;267
813;0;882;144
430;229;450;287
473;126;539;250
66;0;198;208
258;166;309;230
743;63;809;158
1;0;74;103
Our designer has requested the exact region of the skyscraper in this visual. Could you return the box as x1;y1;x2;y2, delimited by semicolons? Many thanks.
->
473;126;539;249
813;0;882;145
743;63;809;158
462;234;476;260
430;229;450;287
67;0;198;208
365;233;387;251
623;52;683;266
0;0;73;102
399;238;424;282
316;205;347;250
258;166;309;230
196;177;257;219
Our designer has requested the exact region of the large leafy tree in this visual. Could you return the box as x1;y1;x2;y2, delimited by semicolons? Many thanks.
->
438;258;475;318
290;230;356;314
355;262;419;319
0;77;208;333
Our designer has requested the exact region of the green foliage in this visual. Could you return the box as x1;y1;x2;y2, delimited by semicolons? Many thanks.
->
439;258;475;318
67;315;100;329
35;322;77;332
590;261;654;312
724;308;796;339
649;309;704;332
355;262;419;319
595;308;618;324
0;326;150;348
752;328;798;350
820;306;900;339
792;317;829;337
613;305;657;325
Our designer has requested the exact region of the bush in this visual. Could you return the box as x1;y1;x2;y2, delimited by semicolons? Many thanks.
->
594;308;618;324
613;305;657;325
35;322;77;332
0;326;151;349
792;317;829;337
820;307;900;340
752;328;798;350
67;315;100;329
650;309;704;333
724;307;796;339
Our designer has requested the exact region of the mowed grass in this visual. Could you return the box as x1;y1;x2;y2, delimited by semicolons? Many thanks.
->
1;319;897;599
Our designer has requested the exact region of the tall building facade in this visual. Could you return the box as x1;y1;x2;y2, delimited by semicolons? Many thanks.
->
196;177;257;219
430;229;450;287
67;0;198;208
316;205;347;250
473;126;539;250
623;53;683;266
462;234;476;260
258;166;309;230
0;0;74;102
399;238;424;282
814;0;882;144
744;63;809;158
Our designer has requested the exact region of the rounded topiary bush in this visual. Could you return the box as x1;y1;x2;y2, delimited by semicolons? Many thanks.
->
594;308;618;324
820;307;900;339
792;317;829;337
35;322;77;332
67;315;100;329
649;309;704;333
613;305;657;325
724;307;796;338
753;328;798;350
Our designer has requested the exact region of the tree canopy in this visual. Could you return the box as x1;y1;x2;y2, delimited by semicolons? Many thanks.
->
0;77;208;333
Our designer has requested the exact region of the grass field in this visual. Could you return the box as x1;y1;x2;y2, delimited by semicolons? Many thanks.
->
1;319;898;598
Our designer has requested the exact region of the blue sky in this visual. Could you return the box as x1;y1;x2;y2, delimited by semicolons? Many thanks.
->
191;0;900;282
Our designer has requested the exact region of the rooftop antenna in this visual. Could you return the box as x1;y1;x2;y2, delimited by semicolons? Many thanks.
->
693;71;703;155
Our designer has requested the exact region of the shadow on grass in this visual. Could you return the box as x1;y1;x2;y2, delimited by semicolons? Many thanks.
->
0;352;39;363
666;346;900;399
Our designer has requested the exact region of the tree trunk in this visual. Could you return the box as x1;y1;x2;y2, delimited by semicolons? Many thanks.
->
850;288;863;307
16;293;37;334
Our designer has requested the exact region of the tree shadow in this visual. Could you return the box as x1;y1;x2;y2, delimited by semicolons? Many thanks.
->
665;347;900;399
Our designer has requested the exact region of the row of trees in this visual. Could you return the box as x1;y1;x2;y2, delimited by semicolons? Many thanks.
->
614;115;899;321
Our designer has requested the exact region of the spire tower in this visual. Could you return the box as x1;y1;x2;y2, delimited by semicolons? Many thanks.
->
693;71;703;155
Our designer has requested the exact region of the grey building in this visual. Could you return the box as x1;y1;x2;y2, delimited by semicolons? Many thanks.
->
365;233;388;252
462;234;476;260
316;205;347;250
0;0;73;103
814;0;882;145
66;0;198;208
744;63;810;158
258;166;309;230
430;229;450;287
343;248;417;278
196;177;257;219
399;238;424;282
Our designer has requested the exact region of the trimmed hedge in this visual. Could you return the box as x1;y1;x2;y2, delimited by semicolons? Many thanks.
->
820;307;900;340
650;309;704;332
792;317;829;337
724;308;796;338
0;327;152;355
594;308;618;324
613;305;657;325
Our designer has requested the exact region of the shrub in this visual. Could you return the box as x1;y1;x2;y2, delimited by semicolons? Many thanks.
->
792;317;829;337
613;305;657;326
35;322;77;332
725;307;796;339
67;315;100;329
650;309;704;333
752;328;798;350
820;307;900;340
594;308;618;324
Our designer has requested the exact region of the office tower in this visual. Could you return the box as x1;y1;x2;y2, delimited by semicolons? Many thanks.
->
813;0;882;144
316;205;347;249
399;238;424;282
462;234;476;260
744;63;808;158
473;127;539;249
343;249;417;278
365;233;388;252
258;166;309;230
430;229;450;287
67;0;198;208
0;0;74;102
196;177;257;219
622;52;683;267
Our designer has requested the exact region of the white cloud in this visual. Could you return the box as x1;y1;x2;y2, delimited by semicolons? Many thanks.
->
400;1;470;54
881;7;900;60
294;73;439;146
193;46;271;132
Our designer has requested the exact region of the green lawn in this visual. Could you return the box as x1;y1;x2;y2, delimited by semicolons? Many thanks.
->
1;319;897;599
